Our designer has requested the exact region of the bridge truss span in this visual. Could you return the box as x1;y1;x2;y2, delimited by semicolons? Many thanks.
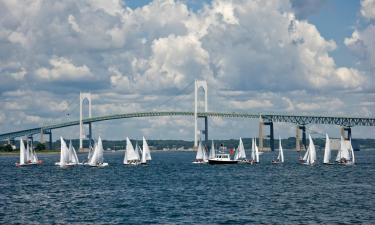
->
0;111;374;141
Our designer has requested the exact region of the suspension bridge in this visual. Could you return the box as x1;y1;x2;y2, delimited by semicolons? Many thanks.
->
1;80;374;151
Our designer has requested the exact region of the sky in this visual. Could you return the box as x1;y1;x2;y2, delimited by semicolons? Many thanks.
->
0;0;375;142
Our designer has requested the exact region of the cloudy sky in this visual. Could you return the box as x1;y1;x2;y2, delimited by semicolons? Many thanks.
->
1;0;374;141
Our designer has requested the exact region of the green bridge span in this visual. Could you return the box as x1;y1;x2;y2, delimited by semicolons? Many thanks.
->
1;111;375;141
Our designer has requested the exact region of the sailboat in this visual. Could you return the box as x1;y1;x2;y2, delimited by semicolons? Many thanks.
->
55;138;80;167
301;134;316;165
124;137;140;165
323;134;333;165
140;137;152;164
272;137;284;164
249;138;260;164
16;138;42;166
86;136;109;167
234;137;247;162
192;141;208;164
336;136;355;165
209;140;216;160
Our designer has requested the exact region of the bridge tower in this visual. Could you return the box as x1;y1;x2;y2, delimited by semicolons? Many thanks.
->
194;80;208;148
80;92;92;150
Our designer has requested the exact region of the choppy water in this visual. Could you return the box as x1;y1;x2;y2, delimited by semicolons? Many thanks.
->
1;150;375;224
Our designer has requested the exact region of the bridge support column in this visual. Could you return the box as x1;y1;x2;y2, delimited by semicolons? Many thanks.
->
258;118;274;151
340;126;352;140
296;125;307;151
49;131;53;150
88;122;92;147
258;120;264;151
204;116;208;145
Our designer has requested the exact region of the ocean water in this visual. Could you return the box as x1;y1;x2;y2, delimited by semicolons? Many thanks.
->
1;150;375;224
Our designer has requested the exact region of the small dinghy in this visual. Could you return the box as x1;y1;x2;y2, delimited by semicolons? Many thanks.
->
336;136;355;165
16;138;43;167
192;141;208;164
234;137;247;163
209;140;216;160
300;135;316;166
86;137;108;167
247;138;260;164
124;137;140;165
323;134;334;165
272;137;284;164
140;137;152;164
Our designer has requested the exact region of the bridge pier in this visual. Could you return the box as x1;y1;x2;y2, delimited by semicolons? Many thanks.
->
258;119;274;152
340;126;352;140
88;122;92;147
296;125;307;151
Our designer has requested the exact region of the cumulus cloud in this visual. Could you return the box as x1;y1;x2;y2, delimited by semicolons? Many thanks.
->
0;0;373;139
35;56;92;81
361;0;375;19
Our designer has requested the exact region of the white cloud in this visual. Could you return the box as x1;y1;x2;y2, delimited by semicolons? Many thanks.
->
230;99;273;109
361;0;375;19
0;0;373;139
35;56;92;81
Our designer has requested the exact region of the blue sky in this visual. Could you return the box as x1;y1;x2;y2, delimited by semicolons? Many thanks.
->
1;0;374;141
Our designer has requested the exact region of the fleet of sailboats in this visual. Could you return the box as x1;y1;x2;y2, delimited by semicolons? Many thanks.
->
16;138;42;166
13;133;359;167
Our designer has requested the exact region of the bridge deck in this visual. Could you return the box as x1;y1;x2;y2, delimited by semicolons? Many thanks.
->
1;111;374;140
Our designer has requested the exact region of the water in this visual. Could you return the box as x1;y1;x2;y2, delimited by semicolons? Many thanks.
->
1;150;375;224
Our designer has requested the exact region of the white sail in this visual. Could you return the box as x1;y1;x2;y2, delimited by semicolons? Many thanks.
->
19;139;26;165
277;137;284;163
59;137;69;166
89;136;104;165
30;145;38;163
307;134;316;165
209;140;216;159
124;137;139;164
135;142;141;161
143;137;152;161
337;136;350;161
303;146;309;161
255;138;259;163
202;144;208;162
25;141;31;162
251;138;255;161
68;140;79;164
236;137;246;160
323;134;331;164
196;141;204;160
349;139;355;164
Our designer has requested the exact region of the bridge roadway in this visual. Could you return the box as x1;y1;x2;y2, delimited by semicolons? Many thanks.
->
1;111;375;140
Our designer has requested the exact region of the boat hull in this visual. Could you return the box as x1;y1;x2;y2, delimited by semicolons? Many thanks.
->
208;159;238;164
